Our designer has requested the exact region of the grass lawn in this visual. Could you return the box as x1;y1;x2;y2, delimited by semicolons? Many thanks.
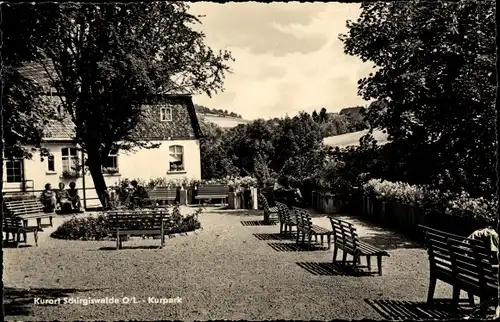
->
3;206;474;321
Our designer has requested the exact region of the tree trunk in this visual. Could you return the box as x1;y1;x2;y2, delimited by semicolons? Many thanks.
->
87;154;109;210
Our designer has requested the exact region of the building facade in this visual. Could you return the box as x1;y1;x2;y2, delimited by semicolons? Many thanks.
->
3;94;203;208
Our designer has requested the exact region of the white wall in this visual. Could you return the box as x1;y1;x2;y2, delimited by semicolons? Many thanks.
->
2;139;201;208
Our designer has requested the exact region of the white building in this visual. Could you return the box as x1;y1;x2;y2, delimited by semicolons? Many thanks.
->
3;71;203;208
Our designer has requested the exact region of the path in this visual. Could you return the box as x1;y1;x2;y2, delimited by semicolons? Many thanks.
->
3;207;466;321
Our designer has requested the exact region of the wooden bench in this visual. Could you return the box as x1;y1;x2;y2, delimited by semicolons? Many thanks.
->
148;187;178;205
294;207;333;249
194;185;229;205
106;210;169;250
4;198;53;229
276;201;297;235
420;225;498;316
329;217;390;275
258;193;279;223
3;216;40;247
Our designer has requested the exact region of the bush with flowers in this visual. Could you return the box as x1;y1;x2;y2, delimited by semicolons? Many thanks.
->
197;175;258;193
363;178;497;220
51;205;203;240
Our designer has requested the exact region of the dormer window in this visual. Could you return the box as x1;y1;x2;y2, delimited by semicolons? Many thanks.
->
160;106;172;122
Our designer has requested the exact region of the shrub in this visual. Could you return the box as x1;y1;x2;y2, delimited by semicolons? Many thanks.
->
50;207;203;240
362;178;497;220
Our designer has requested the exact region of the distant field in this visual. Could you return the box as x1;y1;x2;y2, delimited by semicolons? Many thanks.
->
199;114;251;128
323;129;389;148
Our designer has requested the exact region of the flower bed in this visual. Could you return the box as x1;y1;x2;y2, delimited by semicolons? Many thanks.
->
50;206;203;240
359;179;498;238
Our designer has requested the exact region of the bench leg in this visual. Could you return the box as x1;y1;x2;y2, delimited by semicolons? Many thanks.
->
352;254;360;270
17;231;23;248
116;230;120;250
49;216;53;227
479;296;489;318
320;235;324;247
333;244;338;262
342;250;347;266
327;235;331;250
451;286;460;309
366;256;372;271
427;274;437;304
279;222;283;235
37;218;42;229
34;230;38;247
377;256;383;276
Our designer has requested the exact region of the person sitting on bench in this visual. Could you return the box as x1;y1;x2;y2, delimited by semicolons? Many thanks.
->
467;217;499;265
130;180;149;208
274;176;303;208
40;183;57;213
56;182;73;212
67;181;81;211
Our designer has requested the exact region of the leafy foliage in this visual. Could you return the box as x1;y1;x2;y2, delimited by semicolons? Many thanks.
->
195;104;241;118
3;3;233;206
50;206;202;240
363;179;498;220
339;0;496;198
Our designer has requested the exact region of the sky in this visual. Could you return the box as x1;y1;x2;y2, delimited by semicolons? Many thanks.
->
189;2;374;120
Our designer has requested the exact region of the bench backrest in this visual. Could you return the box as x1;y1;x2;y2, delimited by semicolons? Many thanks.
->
3;216;23;228
420;225;497;288
258;193;271;212
197;185;230;197
5;198;44;217
293;207;312;229
107;210;167;230
148;187;177;200
275;202;287;221
329;217;359;251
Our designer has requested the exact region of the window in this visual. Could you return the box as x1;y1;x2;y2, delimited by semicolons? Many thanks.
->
6;159;23;183
61;147;79;172
48;154;55;172
169;145;184;171
160;106;172;122
102;149;119;173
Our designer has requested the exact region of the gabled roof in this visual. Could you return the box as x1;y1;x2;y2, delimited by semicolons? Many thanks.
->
18;62;203;141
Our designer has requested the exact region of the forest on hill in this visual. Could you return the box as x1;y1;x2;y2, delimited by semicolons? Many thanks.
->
194;104;242;118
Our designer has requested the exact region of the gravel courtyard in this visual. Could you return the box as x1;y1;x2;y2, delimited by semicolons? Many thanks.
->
4;207;468;321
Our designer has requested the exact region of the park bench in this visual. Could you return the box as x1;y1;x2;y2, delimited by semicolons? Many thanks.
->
420;225;498;316
276;201;297;235
4;198;53;229
194;184;229;205
258;193;279;223
3;216;40;247
294;207;333;249
106;210;169;250
148;187;178;205
329;217;390;276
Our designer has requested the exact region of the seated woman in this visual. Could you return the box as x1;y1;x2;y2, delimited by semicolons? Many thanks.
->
130;180;149;208
467;217;499;265
67;181;81;211
40;183;57;213
56;182;73;212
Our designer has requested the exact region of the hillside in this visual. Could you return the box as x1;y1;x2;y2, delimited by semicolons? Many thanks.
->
198;114;251;129
323;129;389;148
194;104;242;119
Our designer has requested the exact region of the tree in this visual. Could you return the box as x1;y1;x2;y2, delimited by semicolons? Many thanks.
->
3;3;233;206
340;0;496;197
199;117;238;179
311;110;319;123
319;107;328;123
